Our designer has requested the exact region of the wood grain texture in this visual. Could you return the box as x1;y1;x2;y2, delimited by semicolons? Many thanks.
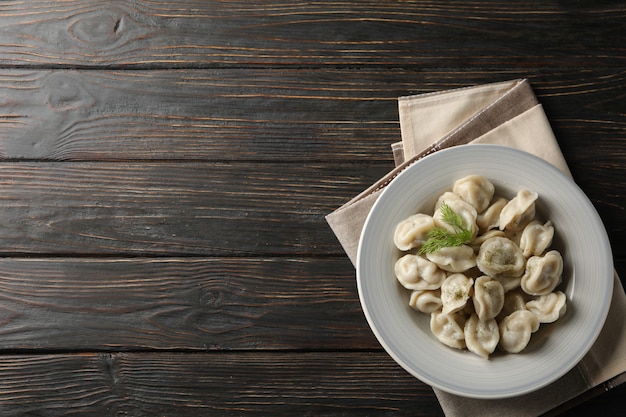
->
0;162;392;255
0;69;623;162
0;352;446;417
0;351;623;417
0;0;624;68
0;69;401;161
0;257;375;350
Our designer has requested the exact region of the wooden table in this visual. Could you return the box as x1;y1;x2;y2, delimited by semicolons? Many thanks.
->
0;1;623;415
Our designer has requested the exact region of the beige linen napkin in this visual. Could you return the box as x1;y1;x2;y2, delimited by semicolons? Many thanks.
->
326;79;626;416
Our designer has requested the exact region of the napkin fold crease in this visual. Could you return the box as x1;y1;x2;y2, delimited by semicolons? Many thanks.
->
326;79;626;416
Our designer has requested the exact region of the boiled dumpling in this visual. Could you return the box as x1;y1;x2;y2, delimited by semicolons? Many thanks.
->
409;289;442;314
498;289;528;320
464;314;500;358
477;197;508;233
521;250;563;296
452;175;495;213
519;220;554;258
433;199;478;238
434;191;463;211
473;276;505;320
426;244;476;273
430;310;467;349
496;275;522;293
394;254;446;290
526;291;567;323
498;310;540;353
440;273;474;315
471;229;506;253
476;236;526;279
499;189;538;232
393;213;436;251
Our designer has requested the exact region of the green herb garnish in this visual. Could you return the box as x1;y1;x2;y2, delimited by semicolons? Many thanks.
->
418;202;473;255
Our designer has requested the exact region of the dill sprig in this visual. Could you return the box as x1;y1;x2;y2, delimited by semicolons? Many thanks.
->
418;202;474;255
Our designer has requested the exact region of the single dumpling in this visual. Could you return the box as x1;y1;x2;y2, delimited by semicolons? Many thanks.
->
434;191;463;212
498;289;528;321
498;310;540;353
452;175;495;213
526;291;567;323
409;289;442;314
521;250;563;296
430;310;467;349
473;276;505;320
426;245;477;273
476;236;526;279
499;189;539;232
433;199;478;238
394;213;436;251
477;197;508;233
519;220;554;258
440;273;474;315
394;254;446;290
471;229;506;253
464;314;500;359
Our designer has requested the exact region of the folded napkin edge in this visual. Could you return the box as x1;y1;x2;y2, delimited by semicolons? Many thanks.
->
397;78;526;103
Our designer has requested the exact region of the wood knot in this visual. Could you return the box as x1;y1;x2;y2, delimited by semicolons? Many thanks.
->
67;7;142;49
44;72;95;110
200;290;224;308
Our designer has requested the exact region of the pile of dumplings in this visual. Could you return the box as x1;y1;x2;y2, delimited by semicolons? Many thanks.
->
393;175;567;359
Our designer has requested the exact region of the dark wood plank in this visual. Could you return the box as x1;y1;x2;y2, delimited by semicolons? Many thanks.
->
0;162;624;262
0;69;624;162
0;69;400;161
0;352;446;417
0;1;624;68
0;256;622;352
0;257;376;351
0;162;391;255
0;352;624;417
